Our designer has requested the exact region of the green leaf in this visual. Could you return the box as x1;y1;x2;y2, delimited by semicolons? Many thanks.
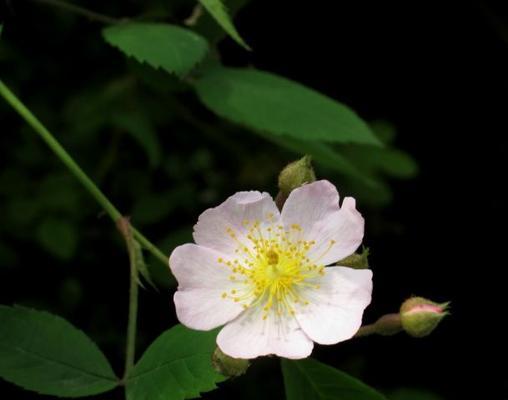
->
35;218;78;260
0;305;118;397
194;0;249;46
342;145;418;180
370;120;397;144
257;130;378;188
281;358;386;400
194;67;380;145
126;324;225;400
199;0;250;49
103;23;209;76
110;110;162;168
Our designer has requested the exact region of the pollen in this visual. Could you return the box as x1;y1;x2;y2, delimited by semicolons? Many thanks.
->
218;215;327;319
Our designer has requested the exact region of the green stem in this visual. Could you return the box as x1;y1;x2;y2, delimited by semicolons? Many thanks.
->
354;313;403;338
0;80;168;266
354;323;378;337
31;0;122;24
120;220;139;382
124;252;139;381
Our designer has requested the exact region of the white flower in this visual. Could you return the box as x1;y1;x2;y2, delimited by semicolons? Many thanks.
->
169;180;373;359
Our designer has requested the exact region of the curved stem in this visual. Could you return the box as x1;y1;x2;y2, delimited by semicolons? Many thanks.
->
31;0;122;24
0;80;168;267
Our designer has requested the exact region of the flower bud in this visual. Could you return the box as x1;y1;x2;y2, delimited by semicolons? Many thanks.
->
211;347;250;377
338;247;370;269
278;155;316;196
400;297;449;338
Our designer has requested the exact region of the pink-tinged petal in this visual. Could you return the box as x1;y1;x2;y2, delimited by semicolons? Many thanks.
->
217;307;313;359
174;290;243;331
281;180;340;235
295;267;372;345
305;197;364;266
169;243;244;330
193;191;280;256
281;180;364;265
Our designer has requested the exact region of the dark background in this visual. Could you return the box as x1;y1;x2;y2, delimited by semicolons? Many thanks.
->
1;0;506;399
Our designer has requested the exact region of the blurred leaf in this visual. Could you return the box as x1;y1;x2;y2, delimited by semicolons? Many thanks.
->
131;185;195;225
343;145;418;180
35;218;78;260
5;199;40;228
199;0;250;49
0;305;118;397
38;174;81;214
59;278;83;312
103;23;209;76
281;358;386;400
194;67;380;145
110;110;162;168
258;131;378;188
147;226;192;288
63;78;134;138
370;120;397;144
0;241;17;267
126;324;225;400
345;176;393;208
389;388;443;400
0;169;30;197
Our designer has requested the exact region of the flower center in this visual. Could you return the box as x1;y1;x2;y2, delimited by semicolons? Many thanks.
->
218;215;336;320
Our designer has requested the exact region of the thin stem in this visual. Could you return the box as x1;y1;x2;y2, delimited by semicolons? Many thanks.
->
31;0;122;24
125;249;139;381
0;80;168;267
354;313;402;338
118;219;139;382
354;323;378;337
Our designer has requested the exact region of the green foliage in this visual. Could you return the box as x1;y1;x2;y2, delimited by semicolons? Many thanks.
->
0;305;118;397
193;0;249;45
103;23;209;76
35;217;78;260
199;0;250;49
262;133;378;188
126;324;225;400
194;67;381;145
111;110;162;168
281;358;386;400
131;184;195;226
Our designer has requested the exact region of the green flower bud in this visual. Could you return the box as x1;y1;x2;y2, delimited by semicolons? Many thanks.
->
400;296;449;338
337;247;370;269
276;155;316;210
278;155;316;196
211;347;250;377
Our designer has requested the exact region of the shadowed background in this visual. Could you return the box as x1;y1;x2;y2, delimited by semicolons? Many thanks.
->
1;0;505;399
